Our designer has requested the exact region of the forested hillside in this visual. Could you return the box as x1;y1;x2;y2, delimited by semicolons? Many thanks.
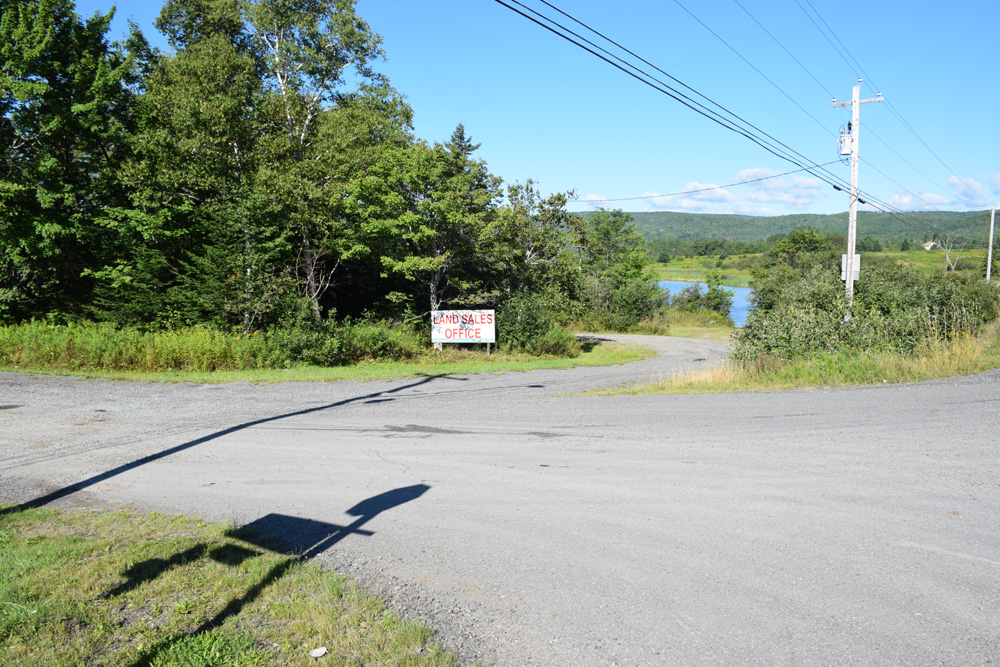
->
624;210;992;243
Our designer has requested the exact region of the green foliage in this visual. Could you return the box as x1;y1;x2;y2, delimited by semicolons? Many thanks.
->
0;321;292;371
331;318;423;363
498;291;580;357
732;263;1000;364
629;209;992;244
379;125;503;314
1;0;150;321
666;272;734;322
0;2;668;362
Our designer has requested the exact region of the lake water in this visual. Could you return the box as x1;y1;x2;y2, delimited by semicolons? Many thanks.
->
658;280;754;328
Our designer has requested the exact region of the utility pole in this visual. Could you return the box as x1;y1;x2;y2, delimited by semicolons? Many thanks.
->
831;80;883;316
988;204;996;283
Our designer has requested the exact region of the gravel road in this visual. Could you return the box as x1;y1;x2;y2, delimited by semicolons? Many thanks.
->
2;334;999;666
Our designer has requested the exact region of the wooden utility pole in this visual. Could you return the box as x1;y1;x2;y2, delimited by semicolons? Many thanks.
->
831;80;883;316
988;205;996;283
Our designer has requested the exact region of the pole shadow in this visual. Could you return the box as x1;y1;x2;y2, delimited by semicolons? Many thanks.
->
108;484;431;667
1;374;462;518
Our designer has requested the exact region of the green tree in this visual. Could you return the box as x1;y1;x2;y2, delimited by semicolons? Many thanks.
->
578;209;651;282
109;3;286;331
769;226;835;270
488;180;580;298
247;0;385;326
379;125;502;314
1;0;148;321
577;209;660;329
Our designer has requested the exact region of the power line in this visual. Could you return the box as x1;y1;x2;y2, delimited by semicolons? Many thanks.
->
499;0;854;195
671;0;835;138
493;1;989;246
585;162;838;203
731;0;835;100
797;0;993;208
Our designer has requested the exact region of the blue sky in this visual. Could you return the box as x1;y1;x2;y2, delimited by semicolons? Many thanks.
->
76;0;1000;218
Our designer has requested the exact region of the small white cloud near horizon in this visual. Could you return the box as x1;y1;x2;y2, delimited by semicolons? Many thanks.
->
641;168;824;215
582;194;611;208
988;173;1000;197
948;176;989;208
886;191;951;211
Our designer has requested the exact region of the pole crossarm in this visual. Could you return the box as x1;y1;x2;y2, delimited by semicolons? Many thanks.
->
831;96;884;108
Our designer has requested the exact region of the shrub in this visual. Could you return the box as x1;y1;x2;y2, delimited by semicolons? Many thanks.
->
732;263;1000;364
499;292;580;356
333;318;423;364
603;280;664;331
666;273;734;322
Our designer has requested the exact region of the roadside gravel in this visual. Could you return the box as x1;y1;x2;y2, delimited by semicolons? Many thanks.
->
3;335;998;666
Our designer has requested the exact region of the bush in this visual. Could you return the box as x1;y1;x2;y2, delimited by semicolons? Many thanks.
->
732;263;1000;364
666;273;734;322
499;292;580;356
333;318;423;364
603;280;664;331
0;321;291;371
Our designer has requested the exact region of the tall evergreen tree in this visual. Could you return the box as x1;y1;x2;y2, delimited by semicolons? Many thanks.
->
1;0;147;321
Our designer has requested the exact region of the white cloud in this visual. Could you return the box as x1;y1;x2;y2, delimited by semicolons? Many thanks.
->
948;176;989;208
989;173;1000;195
582;194;611;208
886;191;951;211
642;169;824;215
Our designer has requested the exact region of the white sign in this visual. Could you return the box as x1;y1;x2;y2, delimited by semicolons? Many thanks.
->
841;254;861;281
431;310;495;344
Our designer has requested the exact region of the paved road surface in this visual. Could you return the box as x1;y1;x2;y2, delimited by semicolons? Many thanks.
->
1;335;998;665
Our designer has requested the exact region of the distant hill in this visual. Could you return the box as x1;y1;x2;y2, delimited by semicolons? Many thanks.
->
600;210;993;243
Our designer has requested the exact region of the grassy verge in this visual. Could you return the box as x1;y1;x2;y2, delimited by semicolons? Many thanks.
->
0;505;459;667
593;320;1000;395
0;342;653;384
633;310;734;342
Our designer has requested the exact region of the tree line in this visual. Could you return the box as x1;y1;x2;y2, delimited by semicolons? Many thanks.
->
1;0;659;346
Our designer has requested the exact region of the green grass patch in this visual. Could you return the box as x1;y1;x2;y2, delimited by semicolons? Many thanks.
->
652;257;753;286
882;248;987;275
0;505;459;667
593;319;1000;395
652;248;991;285
632;309;734;341
0;341;653;384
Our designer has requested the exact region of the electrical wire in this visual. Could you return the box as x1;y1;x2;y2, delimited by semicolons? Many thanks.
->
798;0;993;208
671;0;835;138
493;0;991;245
732;0;835;100
508;0;854;195
584;162;837;203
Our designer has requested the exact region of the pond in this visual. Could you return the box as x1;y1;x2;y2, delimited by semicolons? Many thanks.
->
658;280;754;328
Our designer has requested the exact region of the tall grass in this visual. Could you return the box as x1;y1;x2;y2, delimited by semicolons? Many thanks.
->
0;321;293;372
611;319;1000;395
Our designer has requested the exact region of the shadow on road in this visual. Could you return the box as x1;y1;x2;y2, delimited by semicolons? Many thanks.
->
1;374;459;517
100;484;431;667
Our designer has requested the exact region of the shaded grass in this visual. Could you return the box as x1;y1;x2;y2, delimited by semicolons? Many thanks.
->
593;319;1000;395
0;506;460;667
0;342;653;384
